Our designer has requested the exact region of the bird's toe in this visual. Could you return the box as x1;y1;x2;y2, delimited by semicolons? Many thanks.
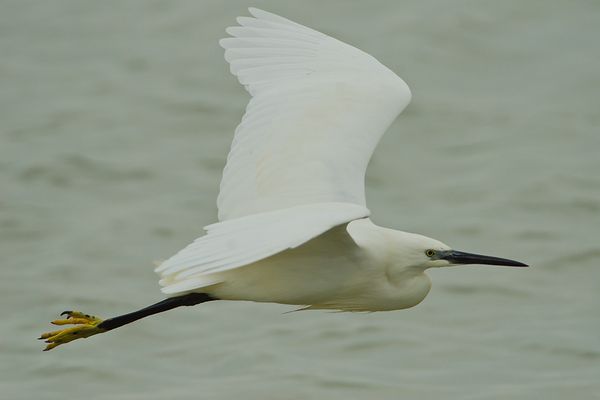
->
40;310;106;351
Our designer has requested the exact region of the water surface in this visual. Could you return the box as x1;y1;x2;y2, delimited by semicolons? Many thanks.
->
2;1;599;399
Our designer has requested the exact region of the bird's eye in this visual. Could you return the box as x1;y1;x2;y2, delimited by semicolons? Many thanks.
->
425;249;436;257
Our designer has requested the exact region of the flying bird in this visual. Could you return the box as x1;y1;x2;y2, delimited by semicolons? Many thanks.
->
40;8;527;351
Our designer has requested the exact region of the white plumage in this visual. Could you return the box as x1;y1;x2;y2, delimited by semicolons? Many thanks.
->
217;8;410;220
157;202;369;294
155;8;526;311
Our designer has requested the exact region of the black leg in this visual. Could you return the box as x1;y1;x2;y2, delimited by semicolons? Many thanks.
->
97;293;217;331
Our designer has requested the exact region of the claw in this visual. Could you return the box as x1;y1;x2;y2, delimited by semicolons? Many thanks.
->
39;329;64;340
60;311;99;320
40;310;106;351
43;342;60;351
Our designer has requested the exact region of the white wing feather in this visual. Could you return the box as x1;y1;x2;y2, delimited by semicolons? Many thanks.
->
156;203;369;294
156;9;410;295
217;7;411;220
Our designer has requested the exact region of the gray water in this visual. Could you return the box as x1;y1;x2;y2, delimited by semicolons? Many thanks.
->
2;1;599;399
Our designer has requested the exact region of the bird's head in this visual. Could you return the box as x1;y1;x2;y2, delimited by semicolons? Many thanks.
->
395;232;528;270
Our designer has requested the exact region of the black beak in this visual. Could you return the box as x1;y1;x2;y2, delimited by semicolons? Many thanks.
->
441;250;528;267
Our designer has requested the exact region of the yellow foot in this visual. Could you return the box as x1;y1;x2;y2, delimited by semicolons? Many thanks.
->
39;311;106;351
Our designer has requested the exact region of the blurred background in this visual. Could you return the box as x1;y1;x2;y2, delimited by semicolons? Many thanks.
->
1;1;599;399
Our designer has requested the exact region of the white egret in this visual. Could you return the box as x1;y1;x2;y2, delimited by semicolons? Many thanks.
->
40;8;527;351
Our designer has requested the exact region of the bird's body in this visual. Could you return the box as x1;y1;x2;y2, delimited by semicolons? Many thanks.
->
40;8;526;351
152;8;425;309
206;219;436;312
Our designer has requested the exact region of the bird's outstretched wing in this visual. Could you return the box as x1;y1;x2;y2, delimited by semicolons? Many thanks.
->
217;7;411;221
156;9;410;295
156;203;369;294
